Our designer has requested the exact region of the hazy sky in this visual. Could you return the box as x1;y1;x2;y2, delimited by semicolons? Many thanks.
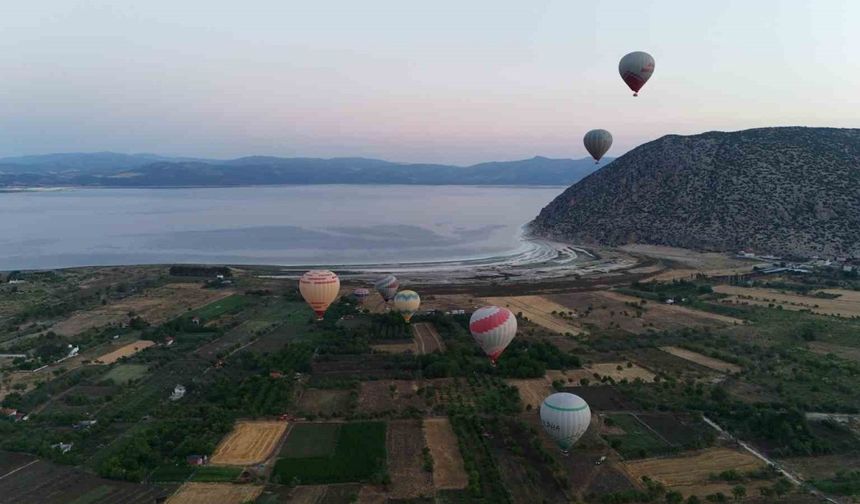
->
1;0;857;164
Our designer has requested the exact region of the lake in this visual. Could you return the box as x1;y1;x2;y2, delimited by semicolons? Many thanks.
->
0;185;566;270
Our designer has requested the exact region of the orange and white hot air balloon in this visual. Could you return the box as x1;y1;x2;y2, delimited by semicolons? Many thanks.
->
469;306;517;365
299;270;340;320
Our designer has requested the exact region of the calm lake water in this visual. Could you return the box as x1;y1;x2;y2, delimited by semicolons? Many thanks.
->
0;186;565;270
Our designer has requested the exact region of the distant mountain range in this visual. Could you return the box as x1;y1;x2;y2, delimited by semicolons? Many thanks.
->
530;127;860;259
0;152;607;187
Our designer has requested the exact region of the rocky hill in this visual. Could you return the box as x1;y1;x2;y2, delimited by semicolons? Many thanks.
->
530;127;860;259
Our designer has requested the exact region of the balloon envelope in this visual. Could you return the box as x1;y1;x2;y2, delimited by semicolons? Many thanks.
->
540;392;591;452
618;51;655;96
469;306;517;364
353;288;370;303
583;129;613;163
374;275;399;302
393;290;420;322
300;270;340;320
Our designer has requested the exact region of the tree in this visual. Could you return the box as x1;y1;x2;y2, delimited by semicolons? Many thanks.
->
731;485;746;502
665;490;684;503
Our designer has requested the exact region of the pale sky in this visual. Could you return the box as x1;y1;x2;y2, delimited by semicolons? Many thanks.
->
1;0;857;164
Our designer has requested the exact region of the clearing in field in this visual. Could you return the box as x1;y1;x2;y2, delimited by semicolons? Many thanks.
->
622;447;764;498
807;341;860;363
548;290;741;334
297;388;353;416
506;377;553;410
481;295;584;335
280;422;341;458
714;285;860;318
166;482;263;504
387;420;433;499
370;342;415;354
94;340;156;364
210;420;288;466
660;346;741;374
102;363;149;384
423;417;468;490
357;380;425;414
51;283;235;336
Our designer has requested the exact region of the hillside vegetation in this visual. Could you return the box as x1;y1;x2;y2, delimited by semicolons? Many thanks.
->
531;127;860;258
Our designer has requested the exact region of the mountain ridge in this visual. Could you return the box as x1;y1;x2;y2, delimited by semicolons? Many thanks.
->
530;127;860;259
0;153;606;187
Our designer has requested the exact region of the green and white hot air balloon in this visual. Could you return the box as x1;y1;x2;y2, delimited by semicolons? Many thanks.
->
540;392;591;453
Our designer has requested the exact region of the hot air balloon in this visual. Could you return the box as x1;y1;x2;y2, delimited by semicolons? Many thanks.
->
618;51;655;97
299;270;340;320
583;129;613;164
353;288;370;304
374;275;399;302
393;290;420;323
469;306;517;365
540;392;591;454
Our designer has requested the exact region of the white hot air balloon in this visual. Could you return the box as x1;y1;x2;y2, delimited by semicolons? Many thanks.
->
469;306;517;365
299;270;340;320
618;51;655;97
393;290;420;323
540;392;591;454
374;275;399;302
583;129;613;164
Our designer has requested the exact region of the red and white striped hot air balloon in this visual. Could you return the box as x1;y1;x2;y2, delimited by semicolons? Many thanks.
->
618;51;655;97
469;306;517;365
299;270;340;320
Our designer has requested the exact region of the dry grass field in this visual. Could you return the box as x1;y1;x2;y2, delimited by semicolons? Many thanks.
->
714;285;860;318
807;342;860;362
660;347;742;374
506;378;553;410
357;380;424;414
387;420;433;499
166;483;263;504
481;295;584;335
93;340;156;364
623;447;764;498
297;388;353;416
581;362;656;382
548;290;741;334
51;283;235;336
210;420;288;466
423;417;468;490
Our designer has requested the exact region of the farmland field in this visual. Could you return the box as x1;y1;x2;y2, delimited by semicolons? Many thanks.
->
279;422;341;458
102;363;149;384
480;295;584;334
186;294;251;321
422;418;468;490
660;346;742;373
357;380;425;414
505;377;552;411
297;388;354;416
50;283;235;336
166;482;263;504
386;419;433;499
714;285;860;318
210;420;288;466
94;340;156;364
273;421;387;484
603;413;672;459
623;447;765;498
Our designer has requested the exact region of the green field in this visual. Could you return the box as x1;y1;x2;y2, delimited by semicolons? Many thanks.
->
279;422;341;458
187;294;250;321
603;414;673;460
103;364;149;385
189;465;243;482
272;421;386;484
